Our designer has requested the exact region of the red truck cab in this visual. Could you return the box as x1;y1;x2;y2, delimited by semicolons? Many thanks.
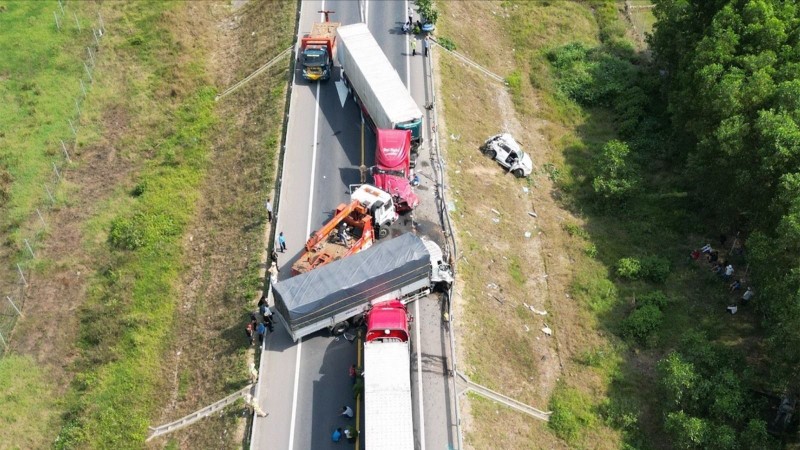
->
366;300;410;342
372;129;419;213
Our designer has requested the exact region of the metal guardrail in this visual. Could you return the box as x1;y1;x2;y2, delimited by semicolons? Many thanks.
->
147;384;255;442
431;39;506;84
455;372;552;422
215;46;293;101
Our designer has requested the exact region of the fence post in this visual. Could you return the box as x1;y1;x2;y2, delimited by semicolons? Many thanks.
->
68;119;77;136
44;184;55;203
61;140;71;162
54;11;61;31
16;264;27;286
36;208;47;228
80;78;87;97
84;62;93;83
6;297;22;317
23;239;35;258
0;331;7;350
53;162;61;181
74;11;82;32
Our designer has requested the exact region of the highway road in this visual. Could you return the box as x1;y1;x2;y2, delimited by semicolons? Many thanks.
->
251;1;457;448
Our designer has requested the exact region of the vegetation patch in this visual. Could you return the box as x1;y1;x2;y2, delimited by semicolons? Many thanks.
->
0;355;58;448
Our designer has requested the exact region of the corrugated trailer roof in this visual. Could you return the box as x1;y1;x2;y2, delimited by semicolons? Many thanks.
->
364;341;414;450
336;23;422;127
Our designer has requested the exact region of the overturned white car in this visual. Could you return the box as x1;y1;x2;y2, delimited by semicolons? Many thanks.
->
480;133;534;178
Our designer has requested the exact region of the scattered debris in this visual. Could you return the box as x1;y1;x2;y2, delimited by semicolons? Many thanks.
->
531;308;547;316
490;208;501;215
524;231;532;238
727;305;738;315
541;326;552;336
447;201;456;212
450;134;461;141
491;294;504;304
528;211;537;218
523;325;530;332
522;186;529;193
492;217;500;224
486;282;498;290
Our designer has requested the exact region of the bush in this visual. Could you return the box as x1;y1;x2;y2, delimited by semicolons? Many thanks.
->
621;304;662;343
616;257;641;279
108;217;146;250
548;384;596;443
640;255;671;283
436;36;456;51
637;290;668;310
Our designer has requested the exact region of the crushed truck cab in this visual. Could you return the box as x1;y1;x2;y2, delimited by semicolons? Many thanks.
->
372;129;419;213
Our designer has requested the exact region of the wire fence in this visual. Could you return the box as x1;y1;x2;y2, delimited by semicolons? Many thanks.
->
0;0;106;356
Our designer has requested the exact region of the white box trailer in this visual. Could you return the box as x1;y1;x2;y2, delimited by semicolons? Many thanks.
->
364;340;414;450
336;23;424;147
271;233;451;342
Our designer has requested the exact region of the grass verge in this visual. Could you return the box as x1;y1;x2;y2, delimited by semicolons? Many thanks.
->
46;2;219;447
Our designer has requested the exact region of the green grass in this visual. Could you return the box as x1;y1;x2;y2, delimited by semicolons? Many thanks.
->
42;2;219;447
0;1;92;237
0;355;58;448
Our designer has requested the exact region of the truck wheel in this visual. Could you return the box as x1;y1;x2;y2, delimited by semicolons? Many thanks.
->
331;321;349;336
487;150;497;160
512;169;525;178
378;227;389;239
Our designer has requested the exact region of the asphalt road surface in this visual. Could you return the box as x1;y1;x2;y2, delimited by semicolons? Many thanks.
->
251;1;457;448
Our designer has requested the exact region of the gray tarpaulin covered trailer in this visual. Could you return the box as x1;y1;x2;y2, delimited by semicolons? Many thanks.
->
272;233;436;341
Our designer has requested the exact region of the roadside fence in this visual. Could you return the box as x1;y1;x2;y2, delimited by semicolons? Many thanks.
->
0;0;106;356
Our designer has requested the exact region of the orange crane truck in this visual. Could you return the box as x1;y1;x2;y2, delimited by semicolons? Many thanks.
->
291;184;398;276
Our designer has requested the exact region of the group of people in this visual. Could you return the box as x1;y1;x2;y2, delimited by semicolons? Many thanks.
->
245;295;275;346
331;404;358;443
691;235;755;315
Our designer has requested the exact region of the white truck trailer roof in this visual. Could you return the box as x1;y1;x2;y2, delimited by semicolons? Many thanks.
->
336;23;422;129
364;340;414;450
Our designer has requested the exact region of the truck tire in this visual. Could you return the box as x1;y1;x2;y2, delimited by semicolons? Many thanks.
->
487;150;497;160
378;227;389;239
513;168;525;178
331;321;349;336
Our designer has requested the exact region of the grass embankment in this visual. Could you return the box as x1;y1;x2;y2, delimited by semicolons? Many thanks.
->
45;2;218;447
0;1;90;237
151;0;297;447
437;1;762;449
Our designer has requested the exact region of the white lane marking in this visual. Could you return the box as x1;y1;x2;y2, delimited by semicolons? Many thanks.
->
365;0;369;22
287;338;303;450
414;298;426;450
288;5;325;448
405;0;411;88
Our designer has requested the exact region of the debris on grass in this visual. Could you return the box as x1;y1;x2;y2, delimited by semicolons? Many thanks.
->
528;211;537;218
541;326;552;336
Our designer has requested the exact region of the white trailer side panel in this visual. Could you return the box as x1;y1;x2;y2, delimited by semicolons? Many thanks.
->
337;23;422;129
364;341;414;450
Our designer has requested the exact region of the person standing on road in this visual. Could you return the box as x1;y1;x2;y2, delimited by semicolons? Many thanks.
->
407;6;413;27
423;36;430;57
265;198;273;223
278;232;287;252
341;405;354;418
332;427;343;443
410;37;417;56
256;321;266;345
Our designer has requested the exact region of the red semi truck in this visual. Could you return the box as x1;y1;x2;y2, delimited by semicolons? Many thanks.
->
372;129;419;213
362;300;414;450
